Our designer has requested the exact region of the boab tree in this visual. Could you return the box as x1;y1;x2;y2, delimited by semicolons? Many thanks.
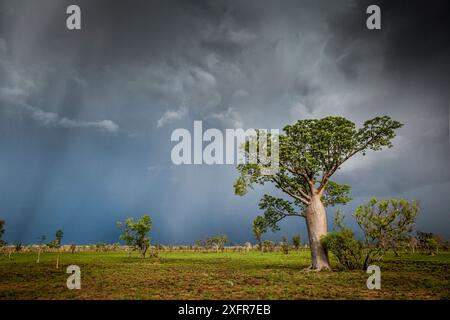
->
48;229;64;269
234;116;403;270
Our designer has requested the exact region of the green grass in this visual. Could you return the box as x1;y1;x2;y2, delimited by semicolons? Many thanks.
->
0;250;449;299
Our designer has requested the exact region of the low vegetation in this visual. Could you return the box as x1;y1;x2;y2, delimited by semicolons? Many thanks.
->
0;250;448;300
322;198;418;270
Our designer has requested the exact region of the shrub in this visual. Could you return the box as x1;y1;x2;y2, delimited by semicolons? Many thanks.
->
322;229;365;270
95;242;107;252
280;236;289;254
425;238;439;256
15;242;22;253
206;235;229;252
117;214;152;258
323;198;418;270
416;231;447;255
292;234;301;251
354;198;418;258
262;240;274;252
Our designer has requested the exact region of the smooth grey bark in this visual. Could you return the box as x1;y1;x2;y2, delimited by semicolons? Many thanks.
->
305;194;331;270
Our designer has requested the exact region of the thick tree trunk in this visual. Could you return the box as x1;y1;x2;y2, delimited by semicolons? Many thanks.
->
305;194;331;271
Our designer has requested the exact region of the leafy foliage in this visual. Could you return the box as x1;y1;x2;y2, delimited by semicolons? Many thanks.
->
354;198;418;257
261;240;274;252
257;195;301;232
322;199;419;270
37;235;47;245
416;231;447;255
252;216;266;250
292;234;301;250
321;228;365;270
117;214;152;257
15;242;22;253
206;235;229;252
416;231;435;247
280;236;289;254
235;116;402;234
47;230;64;249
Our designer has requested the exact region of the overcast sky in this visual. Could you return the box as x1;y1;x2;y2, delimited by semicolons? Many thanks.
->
0;0;449;244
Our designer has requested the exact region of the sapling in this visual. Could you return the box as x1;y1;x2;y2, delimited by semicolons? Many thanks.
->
36;235;47;263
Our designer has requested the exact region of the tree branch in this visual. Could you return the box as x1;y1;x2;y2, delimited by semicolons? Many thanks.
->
318;130;388;193
273;177;311;205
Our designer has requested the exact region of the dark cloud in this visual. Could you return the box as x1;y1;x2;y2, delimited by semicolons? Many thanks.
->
0;0;449;244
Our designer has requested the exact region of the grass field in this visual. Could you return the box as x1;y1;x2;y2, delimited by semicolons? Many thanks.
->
0;250;449;300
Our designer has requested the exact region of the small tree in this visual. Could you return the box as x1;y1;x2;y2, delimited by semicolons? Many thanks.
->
47;230;64;268
433;235;448;253
206;235;229;252
407;236;418;253
0;219;5;246
55;230;64;245
235;116;403;270
280;236;289;254
355;198;418;266
292;234;301;251
117;214;152;258
416;231;435;253
15;242;22;253
36;235;47;263
262;240;274;252
323;198;418;270
425;237;439;256
416;231;446;255
252;216;266;252
321;221;365;270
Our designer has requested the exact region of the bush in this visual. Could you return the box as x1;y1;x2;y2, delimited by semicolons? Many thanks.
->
95;242;107;252
206;235;229;252
322;229;365;270
292;234;301;251
262;240;274;252
323;198;418;270
425;238;439;256
280;236;289;254
416;231;448;255
0;220;5;246
117;214;152;258
15;242;22;253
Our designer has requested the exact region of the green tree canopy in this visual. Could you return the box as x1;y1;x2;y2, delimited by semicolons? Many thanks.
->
117;214;153;258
